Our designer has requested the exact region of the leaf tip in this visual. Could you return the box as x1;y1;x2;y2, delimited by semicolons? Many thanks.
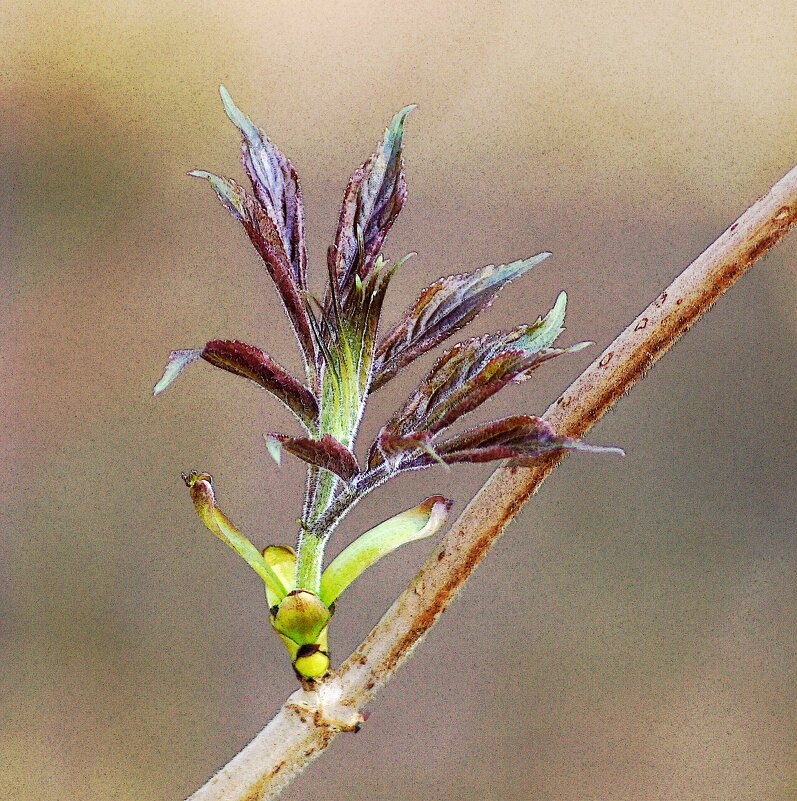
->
264;434;283;465
569;441;625;457
385;105;417;146
181;469;212;489
420;494;454;517
568;340;594;353
153;349;203;396
219;85;258;141
181;469;216;520
392;104;418;126
539;291;568;343
218;83;236;117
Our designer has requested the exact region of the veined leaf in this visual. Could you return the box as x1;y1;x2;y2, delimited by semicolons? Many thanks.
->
266;433;359;481
370;293;585;467
372;253;551;390
153;340;318;429
329;106;415;309
219;86;307;291
188;170;315;367
319;496;452;605
182;471;289;602
434;415;623;466
371;415;622;472
316;255;405;451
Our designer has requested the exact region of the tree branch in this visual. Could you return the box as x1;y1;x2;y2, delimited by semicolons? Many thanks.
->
185;164;797;801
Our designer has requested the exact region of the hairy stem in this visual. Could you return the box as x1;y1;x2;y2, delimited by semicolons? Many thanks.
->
295;467;390;591
185;164;797;801
309;467;389;538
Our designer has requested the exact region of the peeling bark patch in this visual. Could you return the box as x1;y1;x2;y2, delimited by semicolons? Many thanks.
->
287;703;313;725
634;317;648;331
598;352;613;368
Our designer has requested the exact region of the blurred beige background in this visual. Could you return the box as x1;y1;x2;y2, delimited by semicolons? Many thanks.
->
2;1;796;799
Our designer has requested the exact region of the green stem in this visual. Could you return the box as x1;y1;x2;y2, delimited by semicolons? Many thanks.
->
296;467;340;592
295;532;325;594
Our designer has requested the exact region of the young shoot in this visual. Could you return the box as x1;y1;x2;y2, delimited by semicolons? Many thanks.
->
155;89;622;680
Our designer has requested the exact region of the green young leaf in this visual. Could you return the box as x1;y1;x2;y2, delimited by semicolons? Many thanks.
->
182;471;290;602
262;545;298;608
319;496;452;606
313;254;405;454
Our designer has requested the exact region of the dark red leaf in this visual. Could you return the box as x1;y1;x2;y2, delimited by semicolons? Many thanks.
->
368;294;592;467
370;416;623;471
220;87;308;291
201;340;318;427
154;340;317;428
266;433;360;481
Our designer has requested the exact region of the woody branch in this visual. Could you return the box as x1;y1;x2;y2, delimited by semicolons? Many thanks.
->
185;163;797;801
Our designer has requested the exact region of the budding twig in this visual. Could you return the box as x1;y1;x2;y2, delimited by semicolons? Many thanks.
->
184;164;797;801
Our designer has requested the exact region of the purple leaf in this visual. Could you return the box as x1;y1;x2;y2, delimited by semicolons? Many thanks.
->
368;341;529;468
373;416;623;471
265;433;360;482
154;340;318;429
372;253;550;390
435;415;624;464
188;171;315;367
369;294;590;467
329;106;415;310
219;87;307;291
201;340;318;427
